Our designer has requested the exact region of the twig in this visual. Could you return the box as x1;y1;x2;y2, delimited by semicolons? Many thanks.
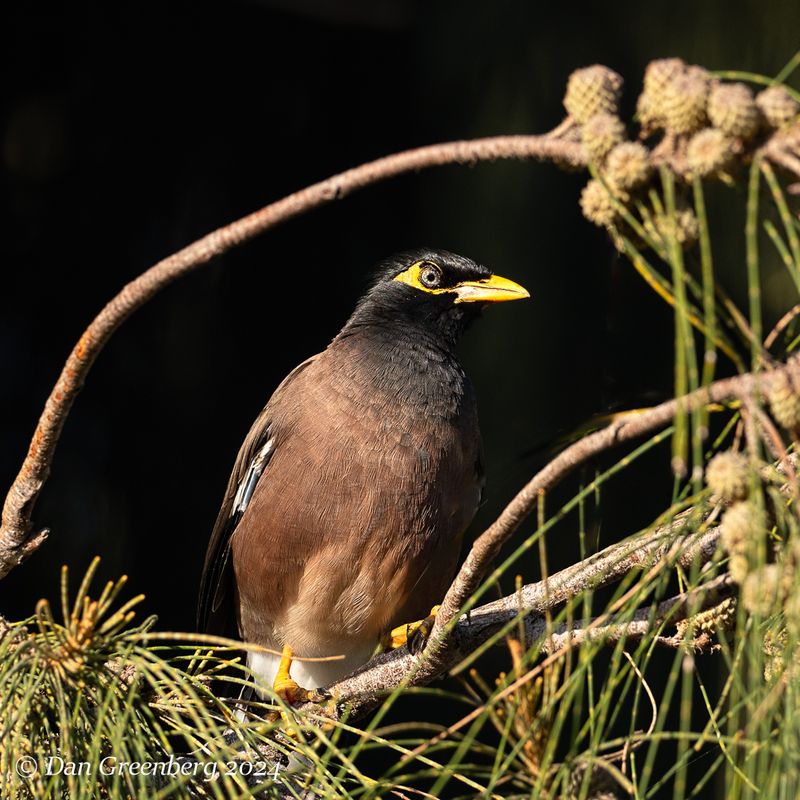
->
766;148;800;181
0;128;585;579
761;127;800;181
765;302;800;350
620;652;657;774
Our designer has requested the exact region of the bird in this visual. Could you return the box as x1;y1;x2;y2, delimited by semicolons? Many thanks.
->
197;249;529;704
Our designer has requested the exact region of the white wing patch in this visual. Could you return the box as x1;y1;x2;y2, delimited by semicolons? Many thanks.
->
233;437;274;514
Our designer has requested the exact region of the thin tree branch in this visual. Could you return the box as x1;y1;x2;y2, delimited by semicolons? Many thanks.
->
765;302;800;350
0;128;585;579
539;573;733;654
767;147;800;181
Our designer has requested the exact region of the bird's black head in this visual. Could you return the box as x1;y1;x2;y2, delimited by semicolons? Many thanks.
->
340;249;529;349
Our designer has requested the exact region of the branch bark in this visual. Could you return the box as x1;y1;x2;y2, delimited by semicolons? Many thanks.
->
539;573;734;654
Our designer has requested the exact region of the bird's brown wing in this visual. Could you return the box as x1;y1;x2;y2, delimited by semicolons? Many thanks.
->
197;354;319;635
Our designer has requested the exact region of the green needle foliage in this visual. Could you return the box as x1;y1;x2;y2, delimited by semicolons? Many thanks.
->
3;53;800;798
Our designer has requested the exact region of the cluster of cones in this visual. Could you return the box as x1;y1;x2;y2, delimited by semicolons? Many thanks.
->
559;59;800;249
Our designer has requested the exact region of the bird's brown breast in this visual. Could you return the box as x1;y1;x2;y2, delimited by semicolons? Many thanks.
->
232;334;482;658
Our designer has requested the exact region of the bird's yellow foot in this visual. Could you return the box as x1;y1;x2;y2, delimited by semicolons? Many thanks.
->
273;645;331;704
269;645;331;734
383;605;440;655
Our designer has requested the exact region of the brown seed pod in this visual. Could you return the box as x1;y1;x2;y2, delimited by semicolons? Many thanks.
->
636;92;661;135
604;141;652;192
644;206;700;250
706;451;750;503
702;596;736;634
643;57;687;101
768;372;800;432
637;59;687;135
742;565;783;616
756;85;800;129
580;179;617;227
674;208;700;247
729;553;750;584
662;67;710;135
708;82;760;140
679;596;737;639
581;113;626;164
564;65;623;124
686;128;734;177
720;500;763;558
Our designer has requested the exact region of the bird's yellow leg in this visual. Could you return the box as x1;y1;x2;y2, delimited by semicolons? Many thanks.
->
269;645;333;736
273;645;300;703
383;605;440;652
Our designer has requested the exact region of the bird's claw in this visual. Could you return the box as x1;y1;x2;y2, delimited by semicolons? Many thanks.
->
296;686;332;704
274;678;331;707
384;605;440;654
407;611;436;655
266;684;333;736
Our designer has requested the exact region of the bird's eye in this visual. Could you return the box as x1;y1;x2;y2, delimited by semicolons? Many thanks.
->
419;263;443;289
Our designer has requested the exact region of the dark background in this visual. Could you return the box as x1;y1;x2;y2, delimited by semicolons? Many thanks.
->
1;0;799;787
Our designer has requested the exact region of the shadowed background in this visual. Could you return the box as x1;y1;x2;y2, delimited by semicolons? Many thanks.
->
2;3;799;782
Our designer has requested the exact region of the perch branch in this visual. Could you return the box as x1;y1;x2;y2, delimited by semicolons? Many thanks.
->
294;514;723;722
0;128;585;579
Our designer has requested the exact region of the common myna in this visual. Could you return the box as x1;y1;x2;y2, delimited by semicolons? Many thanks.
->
197;249;528;701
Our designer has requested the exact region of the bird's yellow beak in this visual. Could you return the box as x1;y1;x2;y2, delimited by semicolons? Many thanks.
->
453;274;530;304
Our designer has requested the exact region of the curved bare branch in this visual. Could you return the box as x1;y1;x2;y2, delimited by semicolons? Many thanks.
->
0;128;585;578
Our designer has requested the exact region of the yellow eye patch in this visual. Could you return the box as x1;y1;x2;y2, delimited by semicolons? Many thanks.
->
393;261;448;294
